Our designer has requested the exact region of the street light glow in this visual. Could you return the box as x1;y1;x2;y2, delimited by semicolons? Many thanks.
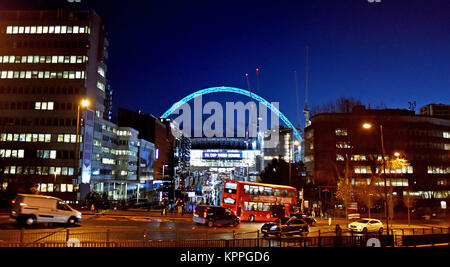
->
362;123;372;129
81;99;90;108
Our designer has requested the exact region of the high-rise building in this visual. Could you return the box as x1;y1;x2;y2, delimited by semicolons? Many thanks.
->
0;9;109;203
303;105;450;203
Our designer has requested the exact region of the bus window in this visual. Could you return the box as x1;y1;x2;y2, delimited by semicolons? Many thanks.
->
250;202;257;211
274;189;281;196
264;187;272;196
244;202;249;210
288;190;295;197
258;203;263;211
225;182;237;194
244;185;250;194
263;203;271;211
250;186;259;195
281;190;288;197
258;186;264;195
223;197;236;205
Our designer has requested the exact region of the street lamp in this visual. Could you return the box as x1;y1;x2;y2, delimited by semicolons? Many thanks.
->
362;122;390;235
75;99;89;190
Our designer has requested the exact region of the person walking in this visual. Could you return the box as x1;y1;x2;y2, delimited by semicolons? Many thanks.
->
176;198;182;215
161;198;167;215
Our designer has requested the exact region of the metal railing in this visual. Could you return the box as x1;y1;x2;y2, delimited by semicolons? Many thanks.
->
0;227;448;247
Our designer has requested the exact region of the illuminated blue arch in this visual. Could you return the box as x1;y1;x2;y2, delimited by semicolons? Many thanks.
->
160;86;302;141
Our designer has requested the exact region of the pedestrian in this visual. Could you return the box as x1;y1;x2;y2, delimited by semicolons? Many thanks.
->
90;203;95;213
176;198;182;214
181;198;185;215
161;198;166;215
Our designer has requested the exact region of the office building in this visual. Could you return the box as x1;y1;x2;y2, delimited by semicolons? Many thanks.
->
0;9;109;203
303;105;450;203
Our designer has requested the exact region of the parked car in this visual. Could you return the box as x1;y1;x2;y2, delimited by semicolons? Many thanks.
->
10;194;82;227
348;218;383;234
260;216;309;238
193;205;240;227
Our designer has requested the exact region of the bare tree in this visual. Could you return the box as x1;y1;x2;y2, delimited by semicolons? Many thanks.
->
333;154;354;224
311;97;363;116
403;188;416;226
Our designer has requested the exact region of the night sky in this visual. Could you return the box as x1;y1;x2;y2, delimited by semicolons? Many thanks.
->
1;0;449;129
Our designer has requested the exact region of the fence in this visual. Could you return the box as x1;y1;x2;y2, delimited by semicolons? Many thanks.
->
0;228;448;247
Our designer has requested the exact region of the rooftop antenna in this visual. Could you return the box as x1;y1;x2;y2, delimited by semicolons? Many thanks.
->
303;45;311;127
408;101;417;112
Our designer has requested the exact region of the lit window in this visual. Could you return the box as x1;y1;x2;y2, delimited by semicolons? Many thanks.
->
97;81;105;91
98;66;105;77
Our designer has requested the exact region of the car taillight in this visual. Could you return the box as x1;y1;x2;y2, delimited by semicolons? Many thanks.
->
203;210;207;218
19;202;26;207
11;200;15;204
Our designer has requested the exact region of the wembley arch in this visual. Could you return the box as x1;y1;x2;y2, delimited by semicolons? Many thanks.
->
160;86;302;141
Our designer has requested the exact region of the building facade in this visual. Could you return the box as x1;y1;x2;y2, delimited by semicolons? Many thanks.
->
419;104;450;120
304;106;450;203
0;9;109;203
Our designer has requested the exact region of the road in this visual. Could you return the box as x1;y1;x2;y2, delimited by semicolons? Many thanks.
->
0;210;448;243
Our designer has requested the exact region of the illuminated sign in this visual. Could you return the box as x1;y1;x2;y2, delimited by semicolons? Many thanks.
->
202;152;243;160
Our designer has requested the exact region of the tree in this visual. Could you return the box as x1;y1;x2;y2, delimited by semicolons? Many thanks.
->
311;97;363;116
403;188;416;226
384;157;411;220
333;154;354;224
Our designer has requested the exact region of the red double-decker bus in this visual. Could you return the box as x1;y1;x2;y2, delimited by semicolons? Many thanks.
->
221;180;298;222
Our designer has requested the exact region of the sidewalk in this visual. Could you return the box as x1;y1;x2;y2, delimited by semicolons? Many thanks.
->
81;208;194;219
314;216;450;229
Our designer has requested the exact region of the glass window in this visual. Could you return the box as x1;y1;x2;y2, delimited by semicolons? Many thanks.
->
250;186;259;195
223;198;236;205
274;189;281;197
258;203;263;211
224;182;237;194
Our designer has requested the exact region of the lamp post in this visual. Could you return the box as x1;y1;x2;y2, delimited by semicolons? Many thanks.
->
362;122;389;235
75;99;89;202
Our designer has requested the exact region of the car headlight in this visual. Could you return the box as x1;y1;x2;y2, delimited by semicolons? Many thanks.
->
357;225;362;229
348;224;352;228
270;225;278;231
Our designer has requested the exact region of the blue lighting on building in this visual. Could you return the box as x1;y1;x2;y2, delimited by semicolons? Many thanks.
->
160;86;302;141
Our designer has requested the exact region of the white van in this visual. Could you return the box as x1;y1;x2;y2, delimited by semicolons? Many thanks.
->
10;194;82;226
